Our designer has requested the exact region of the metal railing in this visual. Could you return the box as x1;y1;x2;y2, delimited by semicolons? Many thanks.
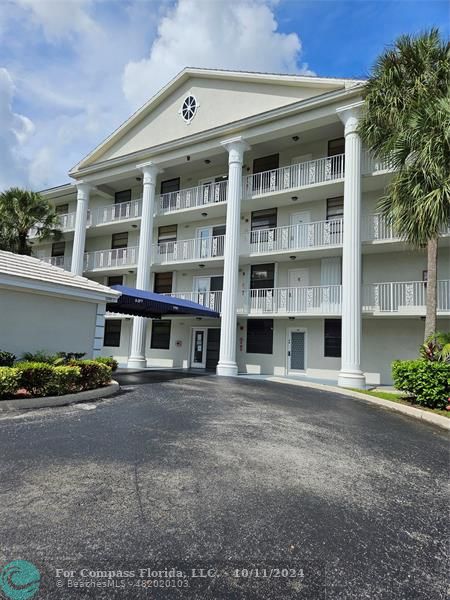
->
164;290;223;313
363;280;450;313
364;214;450;242
89;200;142;226
243;154;345;199
361;152;395;174
153;234;226;264
41;255;71;270
238;285;342;315
157;180;228;214
83;246;138;271
247;218;343;254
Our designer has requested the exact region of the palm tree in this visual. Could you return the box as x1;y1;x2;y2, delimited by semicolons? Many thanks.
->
0;188;62;255
359;29;450;339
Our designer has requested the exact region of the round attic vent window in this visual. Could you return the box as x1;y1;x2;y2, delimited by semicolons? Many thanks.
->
180;95;198;124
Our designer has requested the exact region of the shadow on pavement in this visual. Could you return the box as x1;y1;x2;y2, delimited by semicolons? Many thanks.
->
114;369;213;386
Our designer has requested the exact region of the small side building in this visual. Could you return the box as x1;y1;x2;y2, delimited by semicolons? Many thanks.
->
0;251;120;359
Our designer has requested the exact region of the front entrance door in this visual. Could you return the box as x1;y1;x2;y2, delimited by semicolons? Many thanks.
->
287;329;306;372
288;268;309;312
191;328;207;368
290;211;310;249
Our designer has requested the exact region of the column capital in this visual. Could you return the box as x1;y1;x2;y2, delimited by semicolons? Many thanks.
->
136;161;162;184
336;101;364;135
76;181;91;197
220;136;250;163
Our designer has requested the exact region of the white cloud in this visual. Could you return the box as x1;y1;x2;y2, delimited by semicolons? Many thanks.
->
0;68;34;189
123;0;311;109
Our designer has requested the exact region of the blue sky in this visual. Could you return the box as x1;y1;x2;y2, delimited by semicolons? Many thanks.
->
0;0;447;190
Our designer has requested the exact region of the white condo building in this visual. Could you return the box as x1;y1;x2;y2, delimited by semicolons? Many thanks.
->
33;68;450;387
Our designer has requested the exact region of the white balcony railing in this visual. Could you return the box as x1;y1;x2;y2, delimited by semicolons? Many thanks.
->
157;181;228;215
29;212;76;238
41;255;71;270
153;234;225;264
247;218;343;254
363;280;450;313
243;154;345;199
364;214;450;242
83;246;138;271
238;285;342;315
89;200;142;227
165;291;223;313
361;152;395;174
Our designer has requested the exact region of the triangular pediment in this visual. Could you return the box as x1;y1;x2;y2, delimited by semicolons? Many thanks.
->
72;68;361;172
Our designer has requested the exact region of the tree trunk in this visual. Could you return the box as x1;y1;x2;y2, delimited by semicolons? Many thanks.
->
424;236;438;340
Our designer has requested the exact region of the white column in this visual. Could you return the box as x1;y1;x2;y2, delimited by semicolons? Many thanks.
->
337;102;366;389
217;136;250;377
71;182;91;276
128;162;160;369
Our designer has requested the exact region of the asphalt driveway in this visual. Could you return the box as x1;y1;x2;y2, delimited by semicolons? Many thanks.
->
0;373;447;599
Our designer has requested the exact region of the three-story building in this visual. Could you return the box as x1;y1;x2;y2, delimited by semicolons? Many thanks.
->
33;68;450;386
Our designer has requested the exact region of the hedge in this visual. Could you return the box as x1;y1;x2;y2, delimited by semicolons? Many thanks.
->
392;359;450;409
94;356;118;372
46;366;82;396
0;351;16;367
68;360;111;390
0;367;20;398
15;362;55;397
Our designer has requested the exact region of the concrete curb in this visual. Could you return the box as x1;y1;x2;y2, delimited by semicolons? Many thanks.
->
265;377;450;431
0;381;120;411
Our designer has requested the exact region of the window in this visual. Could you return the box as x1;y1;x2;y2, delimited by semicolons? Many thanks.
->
158;225;177;254
181;95;198;123
252;154;280;192
250;263;275;290
114;189;131;204
252;154;279;174
107;275;123;287
151;320;171;349
328;138;345;157
324;319;341;358
104;320;121;347
111;232;128;249
55;204;69;215
51;241;65;257
154;272;173;294
251;208;277;232
326;197;344;220
160;178;180;195
247;319;273;354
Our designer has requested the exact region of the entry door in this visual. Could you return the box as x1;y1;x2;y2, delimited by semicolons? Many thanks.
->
288;329;306;372
191;328;207;368
289;211;310;249
196;227;211;258
288;269;309;313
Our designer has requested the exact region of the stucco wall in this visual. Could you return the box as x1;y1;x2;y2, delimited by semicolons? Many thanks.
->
0;289;98;358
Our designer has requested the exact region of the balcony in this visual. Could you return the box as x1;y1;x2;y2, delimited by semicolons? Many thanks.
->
246;218;343;255
83;246;138;272
29;212;76;238
156;180;228;215
41;255;72;270
238;285;342;316
165;291;223;313
364;214;450;242
243;154;345;200
363;280;450;314
153;234;225;264
89;199;142;227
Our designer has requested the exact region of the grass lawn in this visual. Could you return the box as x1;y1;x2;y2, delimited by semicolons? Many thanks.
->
350;389;450;419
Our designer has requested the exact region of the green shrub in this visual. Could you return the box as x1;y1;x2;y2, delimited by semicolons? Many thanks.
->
56;352;86;363
15;362;55;397
46;366;82;396
94;356;118;372
68;360;111;390
392;359;450;409
21;351;59;364
0;367;20;398
0;351;16;367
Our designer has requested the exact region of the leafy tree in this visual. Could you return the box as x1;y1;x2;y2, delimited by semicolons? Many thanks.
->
359;29;450;339
0;187;62;255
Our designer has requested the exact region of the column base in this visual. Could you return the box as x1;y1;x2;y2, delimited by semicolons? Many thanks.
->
127;357;147;370
338;370;366;389
216;361;238;377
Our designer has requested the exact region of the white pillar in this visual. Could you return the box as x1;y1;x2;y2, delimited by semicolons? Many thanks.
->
217;136;250;377
128;162;160;369
337;102;366;389
71;182;91;276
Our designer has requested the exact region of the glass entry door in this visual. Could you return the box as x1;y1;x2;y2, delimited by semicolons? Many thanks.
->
288;329;306;372
191;328;207;368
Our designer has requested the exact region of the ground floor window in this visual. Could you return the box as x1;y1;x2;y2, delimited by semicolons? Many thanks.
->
324;319;341;357
104;320;121;347
246;319;273;354
151;320;171;350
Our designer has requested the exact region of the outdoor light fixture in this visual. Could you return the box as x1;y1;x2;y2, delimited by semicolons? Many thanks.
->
292;135;299;141
199;264;205;268
186;155;191;161
201;212;208;217
204;159;211;164
291;196;298;201
136;177;142;182
131;224;138;228
289;256;296;260
289;317;295;320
